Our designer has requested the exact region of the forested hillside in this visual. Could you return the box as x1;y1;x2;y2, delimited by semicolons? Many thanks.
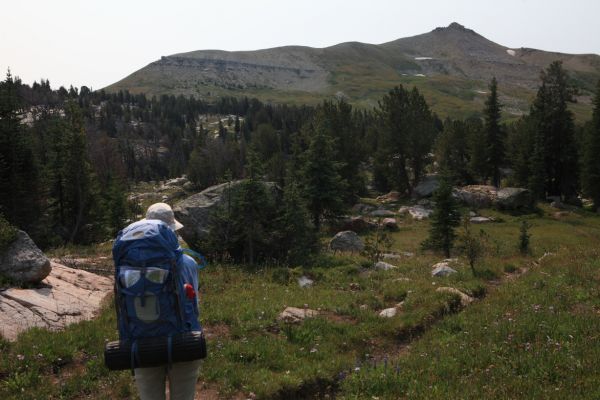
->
1;59;600;258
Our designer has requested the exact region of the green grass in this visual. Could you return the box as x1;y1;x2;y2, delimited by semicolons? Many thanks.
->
338;247;600;399
1;204;600;398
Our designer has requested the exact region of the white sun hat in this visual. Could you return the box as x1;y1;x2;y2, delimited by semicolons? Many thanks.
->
145;202;184;231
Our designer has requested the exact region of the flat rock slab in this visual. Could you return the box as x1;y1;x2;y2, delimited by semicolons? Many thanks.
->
0;262;113;341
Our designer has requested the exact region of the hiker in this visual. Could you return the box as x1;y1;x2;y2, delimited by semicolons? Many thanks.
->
127;203;202;400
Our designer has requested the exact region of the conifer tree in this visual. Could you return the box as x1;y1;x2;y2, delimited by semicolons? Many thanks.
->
484;77;504;187
466;118;487;183
276;181;318;265
375;86;437;194
301;125;347;230
421;175;461;257
0;70;41;233
581;80;600;210
61;101;101;243
103;174;130;236
436;119;471;185
529;61;578;199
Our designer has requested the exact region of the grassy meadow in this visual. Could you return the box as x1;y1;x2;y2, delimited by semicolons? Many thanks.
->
1;203;600;399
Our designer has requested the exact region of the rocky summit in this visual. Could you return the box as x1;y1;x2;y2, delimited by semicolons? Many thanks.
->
106;22;600;119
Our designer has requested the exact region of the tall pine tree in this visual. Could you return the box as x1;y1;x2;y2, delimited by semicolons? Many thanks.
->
421;175;461;257
529;61;578;199
484;77;504;187
582;80;600;210
0;70;41;234
301;123;347;231
374;86;437;194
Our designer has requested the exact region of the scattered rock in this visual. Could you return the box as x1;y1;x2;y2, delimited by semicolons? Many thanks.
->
496;187;533;210
374;261;397;271
0;262;112;341
413;174;439;198
349;282;360;291
550;201;566;210
164;176;189;187
381;218;398;229
128;192;162;203
470;216;493;224
378;307;398;318
277;307;318;323
436;287;474;307
376;191;401;203
329;231;364;253
352;203;376;215
453;185;497;208
336;216;377;233
174;180;279;249
382;253;402;261
359;304;369;310
0;230;51;284
182;181;195;191
431;260;459;277
408;206;433;220
469;211;477;217
453;186;532;210
370;209;396;217
297;276;314;288
417;199;435;207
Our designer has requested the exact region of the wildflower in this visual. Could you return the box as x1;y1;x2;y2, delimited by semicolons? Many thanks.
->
17;354;25;361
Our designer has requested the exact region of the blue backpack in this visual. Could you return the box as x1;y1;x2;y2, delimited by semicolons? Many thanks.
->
112;219;201;341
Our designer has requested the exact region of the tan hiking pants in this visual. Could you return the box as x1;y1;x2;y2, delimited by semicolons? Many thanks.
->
134;360;201;400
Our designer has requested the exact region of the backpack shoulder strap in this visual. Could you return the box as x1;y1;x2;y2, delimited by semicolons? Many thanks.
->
181;248;207;270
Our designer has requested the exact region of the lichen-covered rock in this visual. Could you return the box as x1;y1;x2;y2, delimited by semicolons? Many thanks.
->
329;231;364;253
0;230;51;284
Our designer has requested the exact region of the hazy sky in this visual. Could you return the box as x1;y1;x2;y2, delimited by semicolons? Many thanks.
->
2;0;599;90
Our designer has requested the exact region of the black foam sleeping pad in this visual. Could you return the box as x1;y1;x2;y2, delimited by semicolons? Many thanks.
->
104;331;207;370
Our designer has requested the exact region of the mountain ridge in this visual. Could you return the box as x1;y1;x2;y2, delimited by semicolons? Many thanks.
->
105;23;600;119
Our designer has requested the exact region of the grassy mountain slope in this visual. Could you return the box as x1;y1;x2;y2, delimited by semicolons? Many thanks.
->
106;23;600;119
